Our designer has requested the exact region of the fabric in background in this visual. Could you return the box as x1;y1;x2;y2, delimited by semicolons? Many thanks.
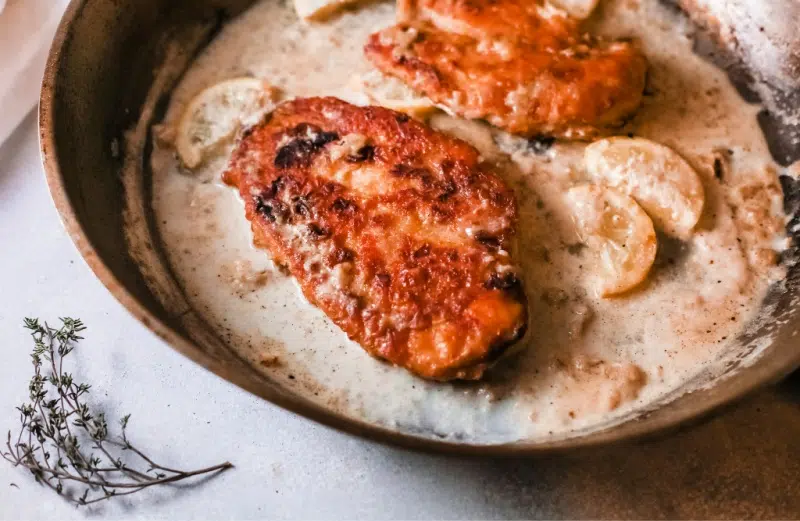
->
0;0;70;145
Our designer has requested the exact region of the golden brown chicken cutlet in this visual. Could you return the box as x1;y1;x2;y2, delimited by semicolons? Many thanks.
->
366;0;648;138
223;97;528;380
397;0;578;46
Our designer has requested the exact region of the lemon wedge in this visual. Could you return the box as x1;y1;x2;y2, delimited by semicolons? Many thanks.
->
548;0;599;19
293;0;368;21
175;78;276;168
567;185;657;297
355;70;437;120
584;137;705;239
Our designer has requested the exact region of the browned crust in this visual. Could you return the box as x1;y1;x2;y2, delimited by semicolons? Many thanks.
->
223;97;528;380
397;0;579;44
365;0;647;138
365;23;646;138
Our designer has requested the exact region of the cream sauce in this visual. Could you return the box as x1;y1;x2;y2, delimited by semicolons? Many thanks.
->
149;0;790;442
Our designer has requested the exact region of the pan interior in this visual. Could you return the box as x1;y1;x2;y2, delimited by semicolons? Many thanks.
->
44;0;800;450
125;0;800;444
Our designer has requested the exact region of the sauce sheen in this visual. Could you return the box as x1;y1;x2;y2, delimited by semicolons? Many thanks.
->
149;0;789;442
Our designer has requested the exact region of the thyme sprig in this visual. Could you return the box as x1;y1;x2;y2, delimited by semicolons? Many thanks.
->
2;318;232;506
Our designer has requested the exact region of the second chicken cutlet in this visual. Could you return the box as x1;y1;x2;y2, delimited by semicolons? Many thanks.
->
365;0;648;138
223;97;528;380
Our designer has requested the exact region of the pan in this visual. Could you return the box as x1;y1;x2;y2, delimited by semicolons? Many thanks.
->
40;0;800;454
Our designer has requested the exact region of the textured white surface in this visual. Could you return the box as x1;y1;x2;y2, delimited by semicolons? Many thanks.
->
0;114;798;519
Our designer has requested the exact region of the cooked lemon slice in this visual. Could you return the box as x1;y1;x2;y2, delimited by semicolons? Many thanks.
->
354;70;437;120
293;0;368;21
175;78;276;168
548;0;599;19
584;137;704;239
567;185;657;297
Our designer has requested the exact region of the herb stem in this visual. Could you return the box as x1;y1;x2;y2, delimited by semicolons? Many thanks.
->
2;318;232;506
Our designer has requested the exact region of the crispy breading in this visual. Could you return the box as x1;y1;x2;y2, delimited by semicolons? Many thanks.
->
367;0;648;138
398;0;578;46
223;97;528;380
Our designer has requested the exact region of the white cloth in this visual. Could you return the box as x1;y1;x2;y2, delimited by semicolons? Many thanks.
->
0;0;69;145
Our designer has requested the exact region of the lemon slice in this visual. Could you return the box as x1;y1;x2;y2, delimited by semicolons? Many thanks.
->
293;0;368;20
584;137;705;239
175;78;276;168
355;70;437;120
548;0;599;19
567;185;657;297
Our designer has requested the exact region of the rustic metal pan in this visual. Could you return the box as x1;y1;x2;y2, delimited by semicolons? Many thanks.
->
40;0;800;454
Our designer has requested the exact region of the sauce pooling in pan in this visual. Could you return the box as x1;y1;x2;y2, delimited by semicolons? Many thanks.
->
149;0;790;442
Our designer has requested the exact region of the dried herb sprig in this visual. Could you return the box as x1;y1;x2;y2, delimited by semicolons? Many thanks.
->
2;318;232;506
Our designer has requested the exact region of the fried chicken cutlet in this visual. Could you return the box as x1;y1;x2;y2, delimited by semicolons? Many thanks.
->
223;97;528;380
365;0;648;138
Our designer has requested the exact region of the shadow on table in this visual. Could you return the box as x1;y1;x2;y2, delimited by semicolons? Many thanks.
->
377;374;800;520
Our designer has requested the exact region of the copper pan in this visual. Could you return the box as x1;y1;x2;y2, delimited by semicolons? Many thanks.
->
40;0;800;454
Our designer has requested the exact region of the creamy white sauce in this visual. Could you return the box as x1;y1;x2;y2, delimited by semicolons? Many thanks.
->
149;0;790;442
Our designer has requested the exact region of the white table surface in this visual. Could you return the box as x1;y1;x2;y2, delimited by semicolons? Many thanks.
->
0;113;798;520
